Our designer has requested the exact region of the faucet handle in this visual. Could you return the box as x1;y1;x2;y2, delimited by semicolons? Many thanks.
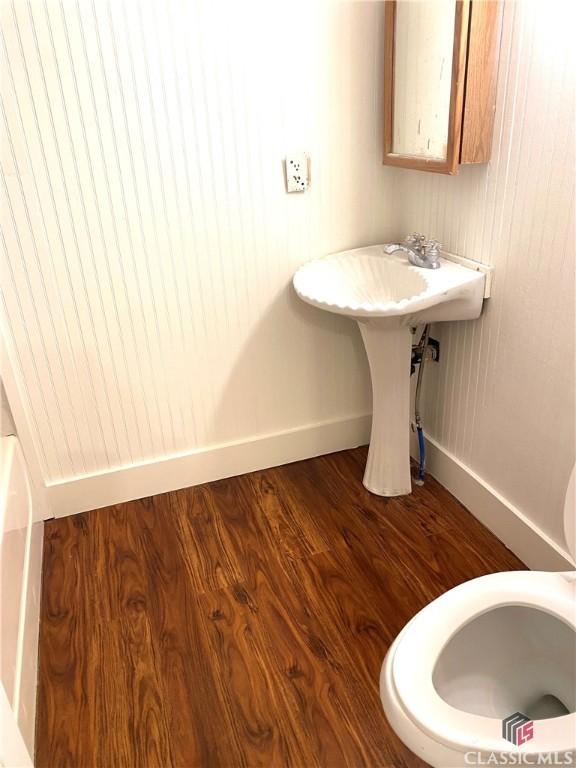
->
405;233;426;248
422;239;442;258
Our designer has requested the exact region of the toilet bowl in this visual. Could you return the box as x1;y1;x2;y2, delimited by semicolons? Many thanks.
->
380;467;576;767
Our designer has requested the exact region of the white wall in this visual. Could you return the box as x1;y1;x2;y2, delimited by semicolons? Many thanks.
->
399;0;575;552
1;0;398;491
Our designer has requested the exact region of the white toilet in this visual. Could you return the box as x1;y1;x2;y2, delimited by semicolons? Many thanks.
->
380;467;576;767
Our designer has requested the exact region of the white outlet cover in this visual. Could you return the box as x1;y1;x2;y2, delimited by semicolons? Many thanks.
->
285;153;309;193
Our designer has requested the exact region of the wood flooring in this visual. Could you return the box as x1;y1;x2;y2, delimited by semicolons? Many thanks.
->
36;446;525;768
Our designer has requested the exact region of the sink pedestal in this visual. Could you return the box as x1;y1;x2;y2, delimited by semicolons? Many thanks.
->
358;321;412;496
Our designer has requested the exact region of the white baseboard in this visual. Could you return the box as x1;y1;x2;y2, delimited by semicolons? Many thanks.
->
47;414;372;518
411;433;574;571
47;415;573;572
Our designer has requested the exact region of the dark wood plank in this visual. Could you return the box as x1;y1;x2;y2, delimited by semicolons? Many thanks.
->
206;473;403;767
247;469;330;561
169;485;245;593
196;584;314;768
131;493;243;768
102;503;174;768
36;517;94;767
36;447;525;768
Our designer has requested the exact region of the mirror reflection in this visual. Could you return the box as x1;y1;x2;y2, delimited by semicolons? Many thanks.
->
392;0;456;160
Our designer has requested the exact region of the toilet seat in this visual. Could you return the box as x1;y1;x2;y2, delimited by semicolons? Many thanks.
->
391;569;576;757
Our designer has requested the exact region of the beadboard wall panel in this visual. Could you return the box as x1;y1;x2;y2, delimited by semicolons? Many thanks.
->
3;0;574;560
1;0;398;486
398;0;575;549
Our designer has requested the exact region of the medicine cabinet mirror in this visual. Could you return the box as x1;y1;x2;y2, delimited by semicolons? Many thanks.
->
383;0;503;175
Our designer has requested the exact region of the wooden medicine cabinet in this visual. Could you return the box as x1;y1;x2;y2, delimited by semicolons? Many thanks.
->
383;0;503;175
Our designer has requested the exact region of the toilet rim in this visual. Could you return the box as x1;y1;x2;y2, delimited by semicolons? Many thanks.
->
392;570;576;755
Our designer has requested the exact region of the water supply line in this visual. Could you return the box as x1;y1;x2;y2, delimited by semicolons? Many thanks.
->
413;324;430;486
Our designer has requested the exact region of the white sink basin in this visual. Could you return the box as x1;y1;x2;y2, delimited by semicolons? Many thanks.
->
293;245;489;497
293;245;485;324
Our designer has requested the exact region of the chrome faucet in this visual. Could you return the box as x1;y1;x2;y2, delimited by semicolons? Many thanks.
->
383;233;442;269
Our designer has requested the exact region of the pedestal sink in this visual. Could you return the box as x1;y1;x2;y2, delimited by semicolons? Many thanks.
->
293;244;489;496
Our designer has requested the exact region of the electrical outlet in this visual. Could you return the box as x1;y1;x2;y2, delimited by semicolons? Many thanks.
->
285;153;309;193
